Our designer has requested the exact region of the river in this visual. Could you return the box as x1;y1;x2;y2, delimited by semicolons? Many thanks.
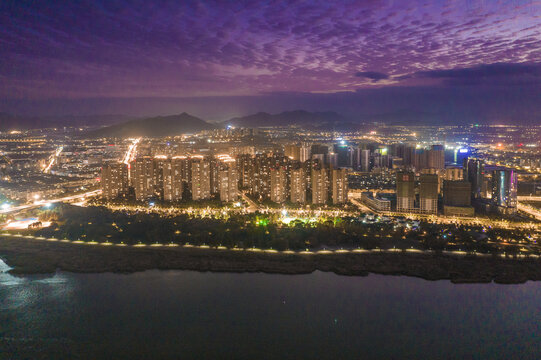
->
1;260;540;359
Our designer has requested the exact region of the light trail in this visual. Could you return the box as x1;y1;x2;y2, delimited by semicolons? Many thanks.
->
122;138;140;181
518;203;541;221
122;138;140;165
0;189;101;215
43;146;63;173
518;196;541;201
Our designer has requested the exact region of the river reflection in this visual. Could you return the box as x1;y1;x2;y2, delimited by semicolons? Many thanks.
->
1;261;540;359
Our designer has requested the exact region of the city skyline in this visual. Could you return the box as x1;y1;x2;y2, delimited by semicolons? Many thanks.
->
2;2;541;359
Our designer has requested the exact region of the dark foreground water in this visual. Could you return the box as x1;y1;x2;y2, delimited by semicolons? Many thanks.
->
1;260;541;360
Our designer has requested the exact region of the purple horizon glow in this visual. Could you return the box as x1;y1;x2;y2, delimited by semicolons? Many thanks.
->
2;0;541;100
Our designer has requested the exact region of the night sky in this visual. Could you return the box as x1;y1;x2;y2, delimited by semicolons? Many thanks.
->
1;0;541;122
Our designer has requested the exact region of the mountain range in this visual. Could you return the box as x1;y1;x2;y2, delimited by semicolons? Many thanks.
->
0;113;132;132
1;109;484;137
88;113;215;138
86;110;355;137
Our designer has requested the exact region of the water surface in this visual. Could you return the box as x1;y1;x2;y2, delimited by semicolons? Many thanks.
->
1;260;540;359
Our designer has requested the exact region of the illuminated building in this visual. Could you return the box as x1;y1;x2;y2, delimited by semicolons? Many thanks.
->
132;157;156;200
101;163;128;199
218;159;238;202
419;174;438;214
236;154;253;190
444;167;463;181
270;166;288;203
427;145;445;170
163;158;183;201
191;156;211;200
443;180;474;216
464;158;485;200
361;192;391;211
331;168;348;204
311;167;329;204
290;167;306;204
285;144;311;162
491;168;517;214
396;171;415;212
251;154;272;199
360;149;371;172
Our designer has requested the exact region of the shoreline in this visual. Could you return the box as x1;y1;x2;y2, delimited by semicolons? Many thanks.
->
1;236;541;284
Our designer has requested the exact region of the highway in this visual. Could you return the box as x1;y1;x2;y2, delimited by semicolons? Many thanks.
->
0;190;102;215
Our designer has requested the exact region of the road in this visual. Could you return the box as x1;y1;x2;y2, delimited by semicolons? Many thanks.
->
518;196;541;201
43;146;63;173
518;203;541;221
241;191;259;212
0;190;102;215
122;138;140;165
348;196;374;213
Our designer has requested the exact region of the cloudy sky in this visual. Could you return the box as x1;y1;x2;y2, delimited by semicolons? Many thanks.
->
1;0;541;122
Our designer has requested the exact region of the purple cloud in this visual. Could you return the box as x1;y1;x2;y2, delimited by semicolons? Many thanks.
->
406;62;541;86
0;0;540;101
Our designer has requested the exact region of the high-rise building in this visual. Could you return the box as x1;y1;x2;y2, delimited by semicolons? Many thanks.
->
284;145;311;163
209;156;221;196
360;149;371;172
491;168;517;214
331;168;348;204
443;180;474;217
101;163;128;199
132;157;156;200
152;156;167;199
236;154;253;190
445;167;463;181
396;171;415;212
218;160;238;202
419;174;438;214
290;167;306;204
333;144;353;168
299;146;311;163
464;158;485;200
443;180;471;207
163;158;183;201
284;145;300;161
427;145;445;170
326;152;338;168
251;154;272;199
270;167;287;203
191;156;211;200
311;167;329;204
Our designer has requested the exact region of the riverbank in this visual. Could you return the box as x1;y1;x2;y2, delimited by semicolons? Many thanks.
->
2;236;541;283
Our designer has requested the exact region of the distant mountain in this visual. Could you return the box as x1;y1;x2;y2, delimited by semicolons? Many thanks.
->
225;110;349;128
88;112;215;138
0;113;130;131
